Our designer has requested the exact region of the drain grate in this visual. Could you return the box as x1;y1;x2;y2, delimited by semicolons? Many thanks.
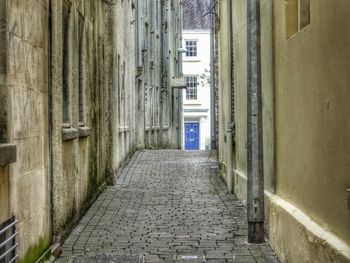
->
0;217;17;263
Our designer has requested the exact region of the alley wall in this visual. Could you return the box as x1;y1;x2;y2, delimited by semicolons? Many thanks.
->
0;0;50;261
0;0;183;262
271;0;350;261
216;0;350;262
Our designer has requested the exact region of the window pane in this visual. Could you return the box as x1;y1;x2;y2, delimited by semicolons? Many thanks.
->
186;76;198;100
185;40;198;57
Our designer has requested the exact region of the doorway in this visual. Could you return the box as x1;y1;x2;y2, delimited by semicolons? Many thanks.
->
184;122;200;150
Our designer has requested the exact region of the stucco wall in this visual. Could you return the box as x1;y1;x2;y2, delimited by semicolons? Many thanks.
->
273;0;350;251
216;0;350;261
217;0;230;173
231;0;248;203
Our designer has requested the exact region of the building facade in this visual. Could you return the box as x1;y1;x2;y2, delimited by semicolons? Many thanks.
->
216;0;350;262
182;0;211;150
0;0;183;262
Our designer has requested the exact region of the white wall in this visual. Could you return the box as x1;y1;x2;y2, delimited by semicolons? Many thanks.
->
182;30;211;150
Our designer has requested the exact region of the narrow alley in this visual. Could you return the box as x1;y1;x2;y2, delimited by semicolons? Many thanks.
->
57;151;278;262
1;0;350;262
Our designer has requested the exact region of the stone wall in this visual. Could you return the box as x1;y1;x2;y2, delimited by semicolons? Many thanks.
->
50;0;114;243
0;0;183;262
50;0;183;247
0;0;50;261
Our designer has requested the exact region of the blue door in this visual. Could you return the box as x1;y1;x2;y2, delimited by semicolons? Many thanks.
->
185;123;200;150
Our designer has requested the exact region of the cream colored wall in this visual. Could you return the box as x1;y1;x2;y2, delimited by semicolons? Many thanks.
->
231;0;247;203
230;0;275;203
217;0;230;175
273;0;350;247
217;0;350;261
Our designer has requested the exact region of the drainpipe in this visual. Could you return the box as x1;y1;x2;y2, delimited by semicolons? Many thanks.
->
247;0;265;243
210;0;216;150
226;0;233;194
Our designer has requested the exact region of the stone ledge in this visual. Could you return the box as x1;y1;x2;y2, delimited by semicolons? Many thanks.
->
62;127;78;141
78;126;91;138
0;143;17;166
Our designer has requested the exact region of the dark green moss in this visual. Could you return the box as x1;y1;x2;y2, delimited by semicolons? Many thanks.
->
17;235;50;263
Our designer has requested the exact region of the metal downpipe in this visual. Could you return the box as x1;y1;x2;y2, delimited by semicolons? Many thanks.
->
247;0;265;243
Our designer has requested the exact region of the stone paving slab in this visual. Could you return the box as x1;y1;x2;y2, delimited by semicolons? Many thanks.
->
56;150;279;263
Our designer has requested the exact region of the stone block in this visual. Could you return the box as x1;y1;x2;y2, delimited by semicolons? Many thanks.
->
0;143;17;166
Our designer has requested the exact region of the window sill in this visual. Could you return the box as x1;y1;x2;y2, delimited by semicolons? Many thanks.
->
184;100;201;105
78;126;91;138
62;126;78;141
183;58;201;62
119;126;130;133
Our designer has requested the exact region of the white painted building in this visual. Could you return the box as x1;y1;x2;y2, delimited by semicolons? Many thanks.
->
182;0;211;150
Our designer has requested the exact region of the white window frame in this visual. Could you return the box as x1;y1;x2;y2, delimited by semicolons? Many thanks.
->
186;76;198;100
185;40;198;57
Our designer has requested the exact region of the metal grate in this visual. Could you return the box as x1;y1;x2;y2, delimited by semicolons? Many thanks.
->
0;217;17;263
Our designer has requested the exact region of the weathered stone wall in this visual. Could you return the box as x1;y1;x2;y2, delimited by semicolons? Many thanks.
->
166;0;184;149
50;0;183;248
137;0;183;150
0;0;183;261
112;0;137;170
0;0;9;224
50;0;114;243
0;0;50;261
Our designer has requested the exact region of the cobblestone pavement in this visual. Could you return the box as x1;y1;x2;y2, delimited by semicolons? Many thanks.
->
56;150;279;263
